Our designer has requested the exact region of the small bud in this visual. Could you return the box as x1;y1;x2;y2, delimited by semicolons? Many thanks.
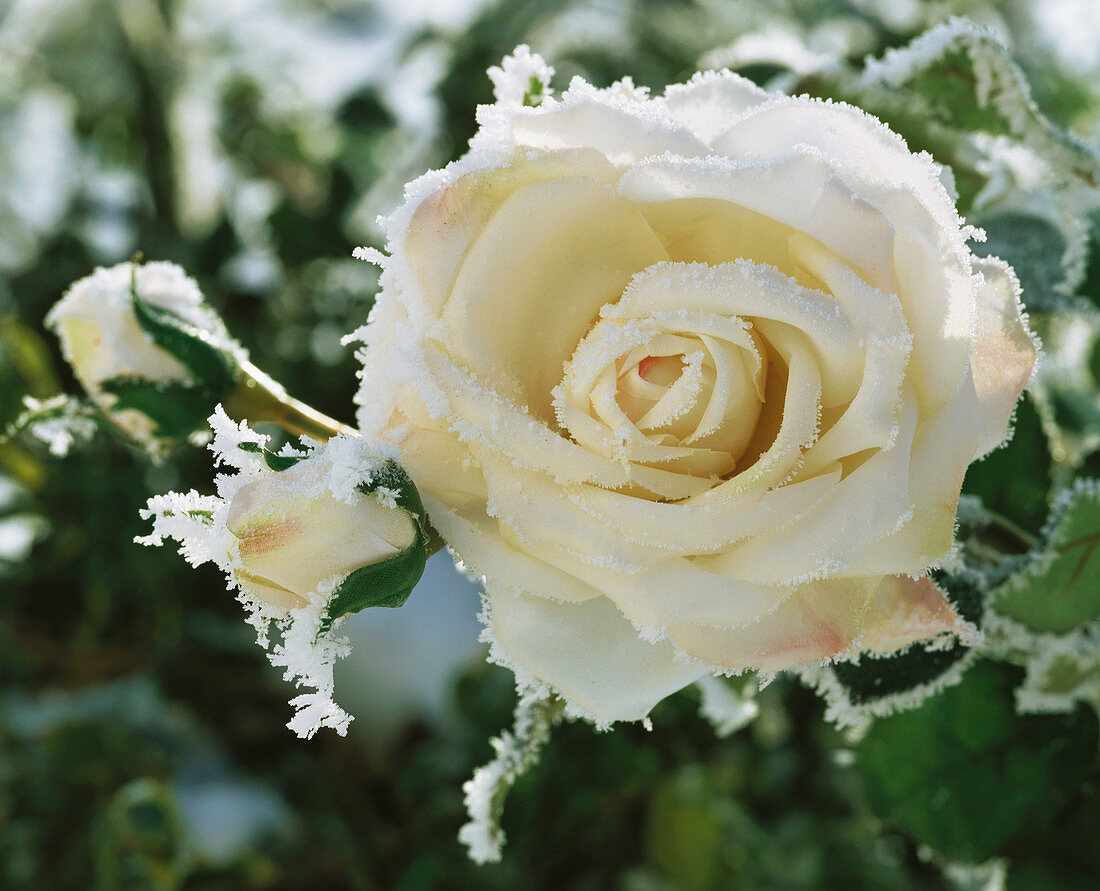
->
227;453;421;612
138;408;431;738
46;261;242;448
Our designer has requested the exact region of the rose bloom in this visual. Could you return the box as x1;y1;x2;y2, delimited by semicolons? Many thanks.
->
352;53;1037;723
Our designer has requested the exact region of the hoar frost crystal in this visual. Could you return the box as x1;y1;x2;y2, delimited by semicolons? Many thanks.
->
348;47;1037;725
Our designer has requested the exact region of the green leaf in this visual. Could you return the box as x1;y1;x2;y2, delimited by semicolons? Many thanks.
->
804;20;1100;214
318;461;429;627
992;479;1100;633
100;377;216;441
93;778;187;891
323;538;427;626
236;441;304;471
1081;209;1100;309
830;645;971;707
972;212;1072;312
357;460;427;532
522;74;546;107
129;268;237;396
858;660;1098;862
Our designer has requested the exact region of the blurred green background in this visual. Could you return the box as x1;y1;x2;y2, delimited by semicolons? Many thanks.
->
2;0;1099;888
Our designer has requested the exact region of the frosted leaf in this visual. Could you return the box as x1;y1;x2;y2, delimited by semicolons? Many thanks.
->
1028;312;1100;470
487;45;554;108
5;395;99;457
695;675;759;737
1015;626;1100;715
458;690;565;864
989;477;1100;632
938;857;1009;891
858;17;1099;189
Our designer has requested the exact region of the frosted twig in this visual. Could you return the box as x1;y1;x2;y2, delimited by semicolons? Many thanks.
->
458;691;565;864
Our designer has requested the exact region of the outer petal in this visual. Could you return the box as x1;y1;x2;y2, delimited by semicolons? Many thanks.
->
862;575;975;654
487;584;707;723
968;257;1038;458
422;493;600;605
661;70;772;143
710;96;960;237
847;367;985;576
669;578;880;673
402;148;620;317
510;96;711;166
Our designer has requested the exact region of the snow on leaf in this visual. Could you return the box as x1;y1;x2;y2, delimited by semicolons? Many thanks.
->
695;675;759;738
4;394;100;456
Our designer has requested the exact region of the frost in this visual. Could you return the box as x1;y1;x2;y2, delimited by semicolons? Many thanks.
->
5;395;99;456
937;856;1009;891
1014;626;1100;715
270;582;354;739
136;407;401;739
458;689;565;864
351;245;387;266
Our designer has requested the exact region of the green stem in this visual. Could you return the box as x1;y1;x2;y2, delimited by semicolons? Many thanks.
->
222;361;355;441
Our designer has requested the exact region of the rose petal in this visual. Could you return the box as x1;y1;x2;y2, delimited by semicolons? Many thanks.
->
661;70;773;143
710;96;960;237
402;147;620;316
511;97;710;166
968;256;1039;458
669;577;880;672
487;584;708;723
847;367;985;576
441;174;669;420
423;493;601;604
862;575;974;654
712;385;917;584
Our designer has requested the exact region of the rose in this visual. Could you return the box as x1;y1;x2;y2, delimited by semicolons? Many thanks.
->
351;50;1037;723
47;261;240;444
226;447;423;612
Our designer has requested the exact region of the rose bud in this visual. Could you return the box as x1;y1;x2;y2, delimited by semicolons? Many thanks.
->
226;447;426;616
138;411;432;737
46;261;242;449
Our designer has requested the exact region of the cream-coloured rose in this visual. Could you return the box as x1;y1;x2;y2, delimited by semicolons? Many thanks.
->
226;448;421;612
351;51;1037;724
46;261;240;442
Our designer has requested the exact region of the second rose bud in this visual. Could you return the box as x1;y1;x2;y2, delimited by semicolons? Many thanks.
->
225;436;431;622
